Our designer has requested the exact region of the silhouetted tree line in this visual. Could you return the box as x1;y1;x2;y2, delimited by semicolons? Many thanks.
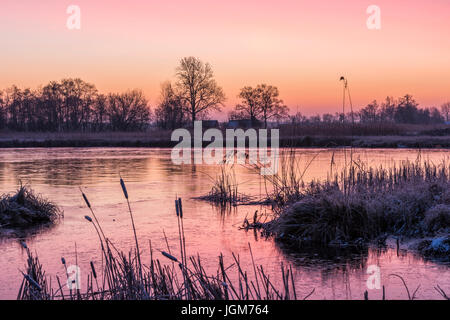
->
289;95;449;125
0;79;151;132
1;56;448;133
0;57;227;132
359;95;445;125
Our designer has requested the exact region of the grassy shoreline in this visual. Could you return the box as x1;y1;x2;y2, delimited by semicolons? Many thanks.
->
0;132;450;149
244;157;450;261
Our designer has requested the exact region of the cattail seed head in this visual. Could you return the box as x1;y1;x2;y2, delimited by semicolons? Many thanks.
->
23;274;42;291
61;257;66;265
20;241;27;249
120;177;128;199
178;198;183;219
84;215;93;222
90;261;97;279
82;192;91;208
175;199;179;217
161;251;178;262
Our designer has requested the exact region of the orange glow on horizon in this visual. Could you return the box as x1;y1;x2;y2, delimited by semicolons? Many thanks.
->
1;0;450;119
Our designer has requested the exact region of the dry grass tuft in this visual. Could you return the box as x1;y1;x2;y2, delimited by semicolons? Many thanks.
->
196;165;253;206
0;185;62;229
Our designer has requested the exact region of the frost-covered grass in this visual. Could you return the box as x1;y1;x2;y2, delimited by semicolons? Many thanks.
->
0;185;62;230
254;159;450;247
196;165;254;207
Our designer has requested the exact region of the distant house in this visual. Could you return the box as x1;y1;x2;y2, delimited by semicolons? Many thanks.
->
227;119;262;129
265;121;283;129
201;120;219;129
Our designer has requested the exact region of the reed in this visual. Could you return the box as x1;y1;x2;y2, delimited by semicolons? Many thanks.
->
249;155;450;247
120;176;142;281
17;182;302;300
196;165;253;206
17;181;449;300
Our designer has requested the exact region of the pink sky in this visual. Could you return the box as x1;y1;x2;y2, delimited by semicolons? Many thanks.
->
1;0;449;119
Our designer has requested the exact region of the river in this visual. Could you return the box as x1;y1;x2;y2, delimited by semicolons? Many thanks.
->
0;147;449;300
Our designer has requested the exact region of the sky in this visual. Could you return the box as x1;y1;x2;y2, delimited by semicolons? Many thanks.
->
1;0;450;119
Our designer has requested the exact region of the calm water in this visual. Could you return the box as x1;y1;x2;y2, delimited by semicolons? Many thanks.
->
0;148;449;300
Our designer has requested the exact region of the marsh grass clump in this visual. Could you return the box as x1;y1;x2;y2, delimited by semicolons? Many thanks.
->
254;160;450;248
0;185;62;230
196;166;252;206
423;205;450;234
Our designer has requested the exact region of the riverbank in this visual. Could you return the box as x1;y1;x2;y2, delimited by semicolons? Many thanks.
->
0;131;449;148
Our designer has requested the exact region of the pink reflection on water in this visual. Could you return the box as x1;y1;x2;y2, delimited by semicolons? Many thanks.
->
0;148;448;299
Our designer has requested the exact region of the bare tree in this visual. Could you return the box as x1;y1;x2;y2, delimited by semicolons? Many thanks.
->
394;94;420;124
234;86;262;124
441;102;450;122
40;81;63;131
322;113;335;123
380;96;396;122
289;111;307;124
430;107;444;124
256;84;288;128
155;82;186;130
92;94;108;131
360;100;379;123
175;57;225;125
59;78;97;131
5;86;23;130
107;90;151;131
0;90;6;129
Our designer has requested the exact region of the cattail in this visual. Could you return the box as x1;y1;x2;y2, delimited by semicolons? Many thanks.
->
81;191;91;208
178;198;183;218
61;257;66;265
120;177;128;199
175;199;179;217
20;241;27;249
90;261;97;279
23;274;42;292
161;251;178;262
84;215;93;222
